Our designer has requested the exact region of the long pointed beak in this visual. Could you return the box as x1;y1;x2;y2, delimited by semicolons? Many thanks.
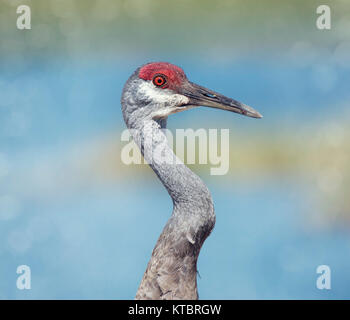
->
180;81;262;119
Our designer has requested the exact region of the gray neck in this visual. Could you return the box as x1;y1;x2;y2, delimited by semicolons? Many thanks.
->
129;117;213;208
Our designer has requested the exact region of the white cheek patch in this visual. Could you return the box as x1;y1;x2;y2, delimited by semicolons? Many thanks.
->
152;107;177;118
152;104;197;119
138;81;190;118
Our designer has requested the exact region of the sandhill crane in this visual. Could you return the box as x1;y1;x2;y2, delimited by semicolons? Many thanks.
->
121;62;262;300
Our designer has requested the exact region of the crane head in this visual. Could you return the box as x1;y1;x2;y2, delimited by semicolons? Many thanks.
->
121;62;262;124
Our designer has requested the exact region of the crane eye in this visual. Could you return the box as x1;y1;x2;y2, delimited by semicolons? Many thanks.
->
152;74;167;88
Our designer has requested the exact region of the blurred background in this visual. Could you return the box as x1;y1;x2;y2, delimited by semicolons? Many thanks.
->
0;0;350;299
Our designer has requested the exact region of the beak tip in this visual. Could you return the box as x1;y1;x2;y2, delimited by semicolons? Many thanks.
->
241;104;263;119
255;112;263;119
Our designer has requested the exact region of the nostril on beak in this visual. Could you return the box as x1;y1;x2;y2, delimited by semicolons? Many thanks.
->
203;92;217;99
